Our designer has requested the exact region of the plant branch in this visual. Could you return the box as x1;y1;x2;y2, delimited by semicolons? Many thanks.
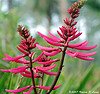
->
26;39;37;94
46;46;67;94
29;55;37;94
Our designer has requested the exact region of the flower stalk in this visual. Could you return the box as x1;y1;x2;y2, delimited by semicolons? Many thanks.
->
46;46;67;94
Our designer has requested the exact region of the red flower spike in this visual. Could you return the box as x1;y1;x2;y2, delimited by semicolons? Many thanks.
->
17;25;30;38
5;86;30;93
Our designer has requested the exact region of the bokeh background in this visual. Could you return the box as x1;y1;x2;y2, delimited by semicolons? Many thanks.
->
0;0;100;94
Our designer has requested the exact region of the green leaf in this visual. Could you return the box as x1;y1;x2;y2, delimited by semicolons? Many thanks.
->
76;64;94;91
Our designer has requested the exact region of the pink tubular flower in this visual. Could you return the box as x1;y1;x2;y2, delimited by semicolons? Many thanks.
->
66;50;96;61
0;66;28;74
35;69;57;76
67;41;97;50
17;46;29;55
3;54;29;64
68;41;88;48
3;54;25;62
73;44;97;50
38;32;63;46
20;70;39;78
43;49;61;56
48;31;61;42
32;52;44;62
36;44;58;51
38;85;61;90
67;32;82;41
23;86;33;94
35;64;56;71
5;86;30;93
37;59;59;65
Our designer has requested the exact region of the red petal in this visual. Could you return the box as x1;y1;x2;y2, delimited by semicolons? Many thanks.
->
38;59;59;65
57;31;65;39
1;66;28;74
16;58;29;64
37;69;57;76
68;41;88;48
36;44;58;51
48;31;61;42
5;86;30;93
38;85;61;90
32;52;44;62
77;56;94;61
35;64;56;71
17;46;29;55
38;32;56;42
43;37;63;46
3;54;25;62
77;51;96;57
68;32;82;41
43;49;61;56
66;50;95;61
20;72;39;78
75;45;97;50
23;86;33;94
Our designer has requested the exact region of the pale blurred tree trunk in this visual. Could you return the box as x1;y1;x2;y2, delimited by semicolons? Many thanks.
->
8;0;12;10
46;0;53;31
59;0;68;23
0;0;2;11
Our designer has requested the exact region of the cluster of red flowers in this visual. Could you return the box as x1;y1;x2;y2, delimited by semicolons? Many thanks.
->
0;0;96;94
